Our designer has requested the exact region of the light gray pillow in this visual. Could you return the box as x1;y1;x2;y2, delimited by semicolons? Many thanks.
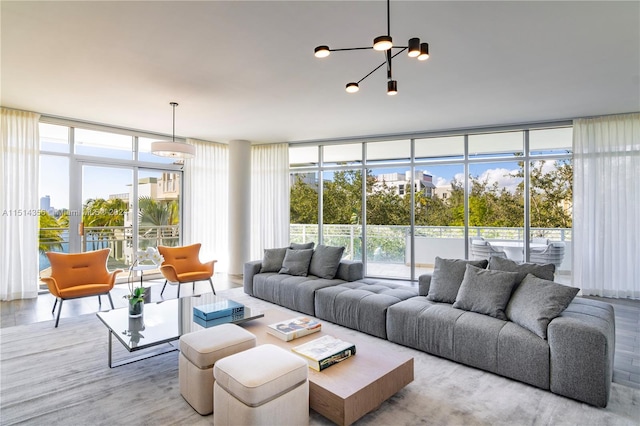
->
506;274;579;339
260;247;288;273
278;249;314;276
426;257;489;304
488;256;555;285
308;245;345;279
452;264;519;320
290;242;315;250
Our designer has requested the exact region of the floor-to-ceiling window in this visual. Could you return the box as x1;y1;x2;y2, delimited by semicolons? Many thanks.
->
38;120;185;289
289;122;573;283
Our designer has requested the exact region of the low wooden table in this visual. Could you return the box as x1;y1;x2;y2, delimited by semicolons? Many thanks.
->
240;309;414;426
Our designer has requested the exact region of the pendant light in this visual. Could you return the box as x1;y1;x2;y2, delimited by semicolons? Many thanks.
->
151;102;195;159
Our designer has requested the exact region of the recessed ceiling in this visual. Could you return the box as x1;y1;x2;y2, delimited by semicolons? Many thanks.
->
1;1;638;144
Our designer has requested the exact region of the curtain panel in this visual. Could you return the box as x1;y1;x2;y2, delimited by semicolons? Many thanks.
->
184;139;229;272
1;108;41;300
573;113;640;299
250;144;290;260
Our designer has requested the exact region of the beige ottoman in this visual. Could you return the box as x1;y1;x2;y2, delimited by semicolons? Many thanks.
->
214;344;309;426
179;323;256;415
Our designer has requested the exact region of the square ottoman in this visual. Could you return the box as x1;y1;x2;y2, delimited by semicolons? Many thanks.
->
179;323;256;415
214;344;309;425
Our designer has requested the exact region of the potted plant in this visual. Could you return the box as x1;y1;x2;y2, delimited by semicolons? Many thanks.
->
127;247;164;305
125;279;146;318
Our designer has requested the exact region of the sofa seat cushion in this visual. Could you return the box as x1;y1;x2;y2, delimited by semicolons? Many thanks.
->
497;321;550;389
453;311;508;374
315;280;418;339
387;297;465;359
252;273;345;315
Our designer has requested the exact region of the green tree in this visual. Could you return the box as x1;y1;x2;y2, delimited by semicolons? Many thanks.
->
528;159;573;228
38;212;65;253
138;196;179;246
290;174;319;224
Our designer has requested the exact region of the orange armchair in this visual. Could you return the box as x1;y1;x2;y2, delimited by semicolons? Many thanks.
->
41;248;123;328
158;243;217;298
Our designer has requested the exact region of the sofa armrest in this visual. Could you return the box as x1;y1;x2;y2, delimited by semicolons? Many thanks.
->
547;298;615;407
335;260;364;282
418;274;432;296
243;260;262;296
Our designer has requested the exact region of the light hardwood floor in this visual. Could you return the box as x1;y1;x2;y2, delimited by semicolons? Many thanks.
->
1;276;638;390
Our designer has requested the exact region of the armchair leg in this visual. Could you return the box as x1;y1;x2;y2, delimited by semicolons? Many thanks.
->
98;295;102;306
160;280;168;296
54;299;64;328
107;293;114;309
192;282;195;292
52;298;58;314
208;278;216;295
177;282;181;299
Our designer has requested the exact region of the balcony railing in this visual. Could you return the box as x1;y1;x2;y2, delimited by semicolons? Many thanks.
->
291;223;572;272
38;224;180;273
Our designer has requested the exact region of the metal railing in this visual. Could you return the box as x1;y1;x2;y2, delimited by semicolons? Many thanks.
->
291;223;572;264
38;224;180;272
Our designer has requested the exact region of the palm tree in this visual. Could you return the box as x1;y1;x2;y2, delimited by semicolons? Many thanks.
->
138;196;172;247
38;212;65;254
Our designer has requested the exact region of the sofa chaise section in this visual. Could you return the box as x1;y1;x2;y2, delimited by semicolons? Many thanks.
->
244;259;364;315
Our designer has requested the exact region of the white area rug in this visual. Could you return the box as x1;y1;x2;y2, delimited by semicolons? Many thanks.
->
1;286;638;425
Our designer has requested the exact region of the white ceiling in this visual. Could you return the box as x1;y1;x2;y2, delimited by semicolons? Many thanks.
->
1;1;638;144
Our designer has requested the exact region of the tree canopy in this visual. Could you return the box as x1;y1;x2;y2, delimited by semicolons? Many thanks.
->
290;159;572;228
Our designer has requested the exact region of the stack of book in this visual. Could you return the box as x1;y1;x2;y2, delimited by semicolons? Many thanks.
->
292;335;356;371
266;316;322;341
193;300;244;328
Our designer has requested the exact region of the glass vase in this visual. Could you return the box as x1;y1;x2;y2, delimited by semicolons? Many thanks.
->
128;300;144;318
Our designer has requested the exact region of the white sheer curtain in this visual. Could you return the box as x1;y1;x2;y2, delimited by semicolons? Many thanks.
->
250;143;290;259
1;108;41;300
183;139;229;272
573;113;640;299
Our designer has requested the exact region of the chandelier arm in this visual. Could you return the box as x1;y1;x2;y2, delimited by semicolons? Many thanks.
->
387;0;391;36
355;47;407;85
328;47;375;52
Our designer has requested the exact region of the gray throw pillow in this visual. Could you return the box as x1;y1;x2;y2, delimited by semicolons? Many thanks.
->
488;256;555;285
290;242;315;250
308;245;345;279
278;249;314;276
427;257;489;304
260;247;288;273
506;274;579;339
452;264;519;320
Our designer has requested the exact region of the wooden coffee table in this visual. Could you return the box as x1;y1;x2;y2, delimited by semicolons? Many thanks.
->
240;309;414;426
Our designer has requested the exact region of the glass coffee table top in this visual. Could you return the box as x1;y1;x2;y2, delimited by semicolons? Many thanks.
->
96;293;263;367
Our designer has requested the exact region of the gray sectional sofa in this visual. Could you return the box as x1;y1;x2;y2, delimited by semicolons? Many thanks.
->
243;251;615;408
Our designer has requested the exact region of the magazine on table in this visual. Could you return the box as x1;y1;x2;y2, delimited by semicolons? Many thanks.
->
266;316;322;341
291;335;356;371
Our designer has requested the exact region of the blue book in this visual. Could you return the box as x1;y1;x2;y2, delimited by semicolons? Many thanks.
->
193;300;244;320
193;312;245;328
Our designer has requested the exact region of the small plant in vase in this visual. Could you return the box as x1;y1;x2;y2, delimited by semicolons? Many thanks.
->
126;286;145;318
125;247;164;317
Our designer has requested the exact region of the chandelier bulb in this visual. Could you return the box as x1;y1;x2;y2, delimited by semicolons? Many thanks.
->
373;35;393;51
314;46;331;58
346;82;360;93
408;38;420;57
387;80;398;95
418;43;430;61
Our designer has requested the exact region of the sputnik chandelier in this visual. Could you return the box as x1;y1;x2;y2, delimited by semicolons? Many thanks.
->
314;0;430;95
